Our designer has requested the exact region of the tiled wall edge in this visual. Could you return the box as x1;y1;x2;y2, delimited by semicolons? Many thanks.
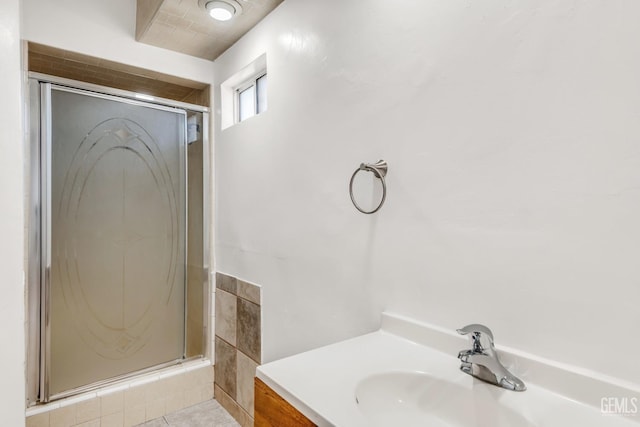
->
25;358;212;417
214;271;261;425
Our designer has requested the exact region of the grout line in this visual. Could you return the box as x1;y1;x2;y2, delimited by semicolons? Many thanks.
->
215;333;237;349
236;293;261;306
57;391;96;408
96;382;130;396
237;348;261;366
25;403;60;416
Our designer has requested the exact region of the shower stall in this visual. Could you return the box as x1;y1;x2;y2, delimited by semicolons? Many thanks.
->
26;74;210;404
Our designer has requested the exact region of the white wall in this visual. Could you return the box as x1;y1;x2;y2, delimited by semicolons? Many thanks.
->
22;0;214;84
0;0;26;424
213;0;640;387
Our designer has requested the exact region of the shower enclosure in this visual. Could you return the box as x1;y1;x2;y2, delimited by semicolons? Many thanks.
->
27;74;210;403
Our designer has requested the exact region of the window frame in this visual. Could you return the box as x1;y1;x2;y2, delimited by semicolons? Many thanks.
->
234;71;267;123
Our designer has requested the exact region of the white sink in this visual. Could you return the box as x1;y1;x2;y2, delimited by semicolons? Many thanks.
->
257;313;640;427
355;371;535;427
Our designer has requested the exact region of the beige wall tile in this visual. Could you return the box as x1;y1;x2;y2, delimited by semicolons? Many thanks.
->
75;397;100;424
26;368;221;427
164;391;185;414
214;277;261;423
145;380;167;404
215;337;237;399
216;273;237;294
50;405;76;427
26;412;49;427
191;365;213;385
236;351;258;416
100;411;123;427
164;373;187;394
237;410;254;427
73;419;100;427
123;405;145;427
145;398;166;421
200;382;214;401
184;368;202;388
237;298;261;364
215;384;253;427
101;390;124;416
237;280;261;305
184;386;203;408
215;289;237;346
205;365;215;384
214;385;241;421
124;387;145;411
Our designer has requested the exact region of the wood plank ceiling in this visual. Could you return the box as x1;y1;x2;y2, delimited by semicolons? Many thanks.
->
28;42;210;106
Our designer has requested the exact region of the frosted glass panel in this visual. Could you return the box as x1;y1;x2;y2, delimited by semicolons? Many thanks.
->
257;75;267;114
49;87;186;396
239;85;255;122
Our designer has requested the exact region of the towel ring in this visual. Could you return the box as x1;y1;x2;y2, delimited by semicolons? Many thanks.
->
349;160;388;214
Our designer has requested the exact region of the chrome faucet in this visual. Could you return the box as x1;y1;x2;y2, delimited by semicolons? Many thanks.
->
457;324;526;391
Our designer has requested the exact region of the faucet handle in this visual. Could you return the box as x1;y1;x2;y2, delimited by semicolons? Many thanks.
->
457;324;495;352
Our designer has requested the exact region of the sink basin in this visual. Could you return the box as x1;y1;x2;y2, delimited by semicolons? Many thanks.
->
354;371;535;427
259;315;640;427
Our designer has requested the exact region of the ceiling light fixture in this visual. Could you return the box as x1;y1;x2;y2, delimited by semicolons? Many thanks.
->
199;0;243;22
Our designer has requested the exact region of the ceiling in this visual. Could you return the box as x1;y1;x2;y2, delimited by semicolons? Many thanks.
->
136;0;283;60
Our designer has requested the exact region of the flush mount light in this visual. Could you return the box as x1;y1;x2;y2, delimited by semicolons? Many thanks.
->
199;0;243;21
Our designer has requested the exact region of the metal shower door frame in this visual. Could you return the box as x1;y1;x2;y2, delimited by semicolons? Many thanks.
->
27;73;211;405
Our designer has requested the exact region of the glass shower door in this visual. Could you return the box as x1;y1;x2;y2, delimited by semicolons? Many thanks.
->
44;85;187;398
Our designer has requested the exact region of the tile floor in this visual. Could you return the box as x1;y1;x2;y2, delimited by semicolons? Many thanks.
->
137;399;239;427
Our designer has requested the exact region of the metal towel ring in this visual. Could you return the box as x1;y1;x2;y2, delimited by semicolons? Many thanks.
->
349;160;388;214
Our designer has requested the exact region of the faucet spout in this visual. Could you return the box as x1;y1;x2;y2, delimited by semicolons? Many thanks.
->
460;353;526;391
457;324;526;392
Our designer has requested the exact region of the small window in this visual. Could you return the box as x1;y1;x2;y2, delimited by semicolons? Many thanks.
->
236;73;267;123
